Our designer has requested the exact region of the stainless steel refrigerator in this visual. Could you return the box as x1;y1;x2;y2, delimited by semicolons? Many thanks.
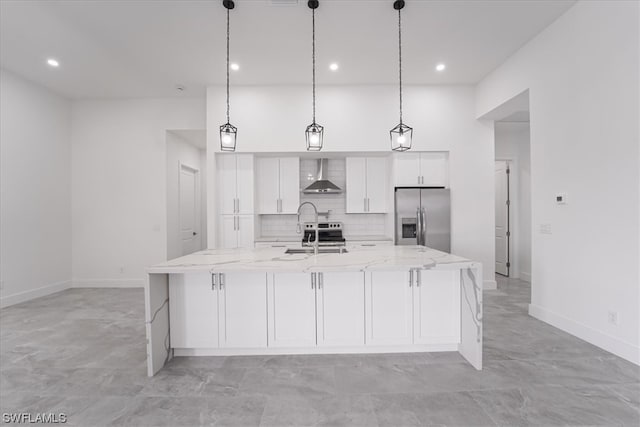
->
395;188;451;252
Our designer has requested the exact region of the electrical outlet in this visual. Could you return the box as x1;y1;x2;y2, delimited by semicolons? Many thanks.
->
607;311;619;326
539;224;552;234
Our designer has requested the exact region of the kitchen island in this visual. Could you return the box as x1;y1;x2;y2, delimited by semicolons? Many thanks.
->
145;245;482;376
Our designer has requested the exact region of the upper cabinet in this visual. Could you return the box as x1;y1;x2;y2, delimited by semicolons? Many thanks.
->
345;157;388;213
219;154;254;215
395;152;449;188
256;157;300;214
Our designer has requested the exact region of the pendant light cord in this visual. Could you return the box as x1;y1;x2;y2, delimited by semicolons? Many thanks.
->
226;7;230;124
312;7;316;124
398;8;403;125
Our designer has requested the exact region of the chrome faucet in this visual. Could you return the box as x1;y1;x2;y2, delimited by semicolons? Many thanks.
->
296;201;319;255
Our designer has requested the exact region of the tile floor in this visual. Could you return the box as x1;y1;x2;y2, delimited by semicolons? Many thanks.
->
1;276;638;426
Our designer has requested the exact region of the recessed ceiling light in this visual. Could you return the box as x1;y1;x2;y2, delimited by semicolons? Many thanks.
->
230;63;240;71
435;63;446;72
329;63;339;71
47;58;60;68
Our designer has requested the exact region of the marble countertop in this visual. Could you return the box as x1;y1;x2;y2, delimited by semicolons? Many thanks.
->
254;235;393;243
147;245;474;274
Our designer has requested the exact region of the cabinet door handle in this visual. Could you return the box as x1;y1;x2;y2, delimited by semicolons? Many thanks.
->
416;270;421;287
219;273;225;290
212;273;217;290
311;273;315;290
409;269;413;287
367;198;370;212
318;272;323;289
364;198;367;212
417;175;421;185
234;216;238;231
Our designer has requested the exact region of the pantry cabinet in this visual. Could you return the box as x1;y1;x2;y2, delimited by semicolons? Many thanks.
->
345;157;388;213
256;157;300;214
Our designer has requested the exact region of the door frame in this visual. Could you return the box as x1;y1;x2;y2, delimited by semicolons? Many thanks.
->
179;162;202;255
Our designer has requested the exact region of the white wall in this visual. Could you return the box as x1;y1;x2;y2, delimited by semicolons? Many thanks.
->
207;85;495;287
0;69;71;307
166;131;206;260
477;1;639;363
495;122;531;281
71;98;205;287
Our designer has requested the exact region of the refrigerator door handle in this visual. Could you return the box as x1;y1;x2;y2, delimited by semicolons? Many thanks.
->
421;208;428;248
416;208;422;245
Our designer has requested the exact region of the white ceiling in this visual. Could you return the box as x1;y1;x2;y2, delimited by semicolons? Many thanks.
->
0;0;576;99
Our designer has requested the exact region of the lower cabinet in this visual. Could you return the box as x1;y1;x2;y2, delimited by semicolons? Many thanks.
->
316;272;365;347
267;273;317;347
365;269;461;346
268;271;366;348
413;270;460;344
169;269;460;351
169;272;218;348
218;272;268;348
365;270;414;346
169;271;267;349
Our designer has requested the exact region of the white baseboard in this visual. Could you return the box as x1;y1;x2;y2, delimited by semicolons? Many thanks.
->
483;279;497;290
529;304;639;366
0;280;71;308
72;279;144;288
520;271;531;282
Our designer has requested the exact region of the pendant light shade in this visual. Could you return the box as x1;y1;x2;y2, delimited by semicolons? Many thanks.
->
390;0;412;152
306;0;323;151
220;0;237;152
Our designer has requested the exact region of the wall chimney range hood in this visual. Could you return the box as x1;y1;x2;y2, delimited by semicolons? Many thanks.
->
302;159;342;194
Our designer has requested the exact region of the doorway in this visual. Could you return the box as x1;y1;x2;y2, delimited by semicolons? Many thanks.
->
166;130;207;260
495;160;510;276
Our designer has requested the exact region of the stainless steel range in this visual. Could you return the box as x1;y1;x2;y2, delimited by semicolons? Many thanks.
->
302;222;346;247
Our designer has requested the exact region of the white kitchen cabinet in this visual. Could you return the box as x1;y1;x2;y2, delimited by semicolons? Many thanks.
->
345;157;388;213
316;272;365;347
413;270;460;344
219;215;254;249
169;273;218;348
365;270;413;346
395;152;448;187
256;157;300;214
218;272;268;348
267;273;317;347
219;154;254;215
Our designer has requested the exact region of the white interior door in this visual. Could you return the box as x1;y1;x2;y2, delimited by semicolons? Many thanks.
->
495;161;510;276
179;164;200;256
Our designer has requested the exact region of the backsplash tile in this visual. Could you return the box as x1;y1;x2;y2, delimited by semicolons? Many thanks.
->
259;158;388;239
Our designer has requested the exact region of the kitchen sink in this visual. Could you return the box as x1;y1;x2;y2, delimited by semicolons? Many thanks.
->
285;247;348;255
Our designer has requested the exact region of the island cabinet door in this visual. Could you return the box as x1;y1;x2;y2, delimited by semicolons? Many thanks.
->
267;273;317;348
218;272;268;348
413;270;461;345
365;270;413;346
169;273;218;348
316;272;365;347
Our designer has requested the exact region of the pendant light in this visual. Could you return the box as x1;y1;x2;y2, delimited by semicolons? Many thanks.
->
390;0;412;152
305;0;323;151
220;0;237;151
